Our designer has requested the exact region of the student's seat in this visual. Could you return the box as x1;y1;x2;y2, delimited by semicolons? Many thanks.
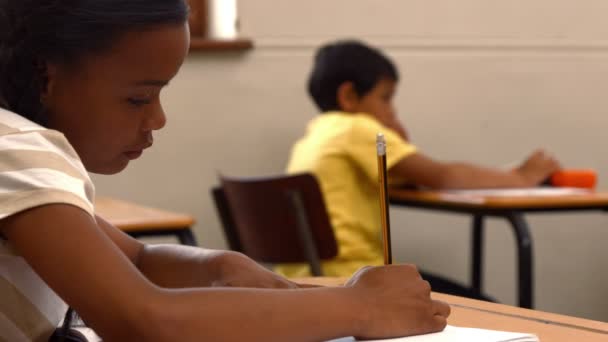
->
212;173;497;302
211;173;338;276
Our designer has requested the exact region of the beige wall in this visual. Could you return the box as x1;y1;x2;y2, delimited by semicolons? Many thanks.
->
93;0;608;321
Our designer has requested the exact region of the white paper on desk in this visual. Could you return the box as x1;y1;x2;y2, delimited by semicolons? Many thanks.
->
445;187;589;198
327;325;539;342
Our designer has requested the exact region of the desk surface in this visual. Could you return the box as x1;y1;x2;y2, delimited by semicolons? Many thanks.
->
296;277;608;341
94;196;195;232
389;188;608;210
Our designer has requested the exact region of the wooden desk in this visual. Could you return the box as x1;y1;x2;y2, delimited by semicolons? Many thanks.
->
75;276;608;341
389;188;608;309
95;196;197;246
298;277;608;341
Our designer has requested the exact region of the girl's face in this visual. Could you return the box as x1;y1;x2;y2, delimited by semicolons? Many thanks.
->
43;23;190;174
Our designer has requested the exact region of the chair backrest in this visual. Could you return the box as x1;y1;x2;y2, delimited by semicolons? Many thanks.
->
211;187;243;252
211;173;338;267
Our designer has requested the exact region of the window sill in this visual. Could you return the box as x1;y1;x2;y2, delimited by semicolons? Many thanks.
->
189;38;254;52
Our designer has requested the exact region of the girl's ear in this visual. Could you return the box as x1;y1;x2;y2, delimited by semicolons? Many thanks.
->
40;62;57;105
336;81;360;113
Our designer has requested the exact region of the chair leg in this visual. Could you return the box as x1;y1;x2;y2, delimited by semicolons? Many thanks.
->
177;229;198;246
471;214;485;297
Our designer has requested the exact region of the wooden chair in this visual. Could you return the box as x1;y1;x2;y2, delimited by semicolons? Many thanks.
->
211;173;338;276
212;175;496;301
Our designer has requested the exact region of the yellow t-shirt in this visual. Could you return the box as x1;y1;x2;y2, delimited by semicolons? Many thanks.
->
275;112;417;277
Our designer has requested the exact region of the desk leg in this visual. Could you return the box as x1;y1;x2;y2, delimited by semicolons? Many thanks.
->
177;229;198;246
505;213;534;309
471;215;485;297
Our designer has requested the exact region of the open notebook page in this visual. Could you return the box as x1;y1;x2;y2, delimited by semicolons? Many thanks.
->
444;187;589;197
327;325;539;342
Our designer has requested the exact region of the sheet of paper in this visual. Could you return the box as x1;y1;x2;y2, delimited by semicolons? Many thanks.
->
444;187;590;198
327;325;539;342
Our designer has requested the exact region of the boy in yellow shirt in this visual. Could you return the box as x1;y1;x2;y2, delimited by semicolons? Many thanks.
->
275;40;560;282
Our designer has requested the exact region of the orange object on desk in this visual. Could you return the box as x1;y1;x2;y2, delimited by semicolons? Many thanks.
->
550;169;597;189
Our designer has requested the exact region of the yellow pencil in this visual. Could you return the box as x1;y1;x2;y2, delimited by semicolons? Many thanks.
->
376;133;392;265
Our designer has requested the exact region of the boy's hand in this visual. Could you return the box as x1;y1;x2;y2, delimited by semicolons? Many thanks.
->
388;117;410;141
346;265;450;339
516;149;561;186
376;113;410;141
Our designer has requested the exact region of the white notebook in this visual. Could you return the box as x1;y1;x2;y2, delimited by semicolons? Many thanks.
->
328;325;539;342
445;187;589;198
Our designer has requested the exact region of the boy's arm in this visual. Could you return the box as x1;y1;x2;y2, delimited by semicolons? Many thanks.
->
1;204;449;341
390;150;560;189
95;215;299;289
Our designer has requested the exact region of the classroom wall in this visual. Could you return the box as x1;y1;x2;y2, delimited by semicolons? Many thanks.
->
93;0;608;321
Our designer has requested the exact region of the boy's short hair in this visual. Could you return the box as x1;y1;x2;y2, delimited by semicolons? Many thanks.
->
308;40;399;112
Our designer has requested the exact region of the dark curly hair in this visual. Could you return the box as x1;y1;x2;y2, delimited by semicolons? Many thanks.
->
308;40;399;112
0;0;188;126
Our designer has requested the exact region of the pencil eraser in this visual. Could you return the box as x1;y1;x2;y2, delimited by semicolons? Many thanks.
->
550;169;598;189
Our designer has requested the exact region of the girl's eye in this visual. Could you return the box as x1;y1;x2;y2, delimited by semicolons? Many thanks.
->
127;97;152;106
